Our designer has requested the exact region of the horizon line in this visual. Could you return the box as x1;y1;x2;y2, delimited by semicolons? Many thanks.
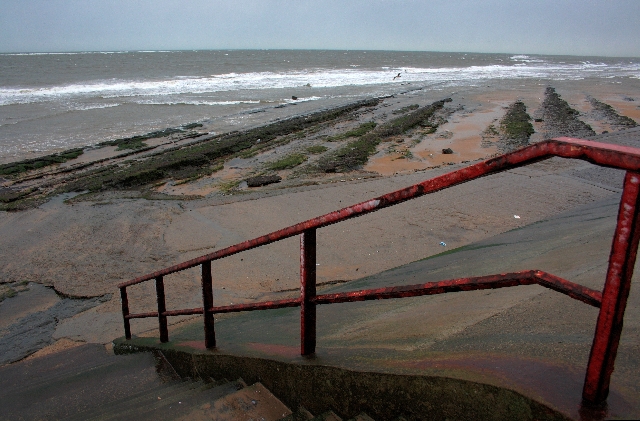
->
1;48;638;60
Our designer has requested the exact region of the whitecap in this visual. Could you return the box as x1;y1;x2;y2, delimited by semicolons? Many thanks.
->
285;96;323;103
73;103;120;111
133;99;261;106
1;62;639;106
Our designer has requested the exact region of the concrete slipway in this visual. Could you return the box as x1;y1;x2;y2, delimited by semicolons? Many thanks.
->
115;187;640;420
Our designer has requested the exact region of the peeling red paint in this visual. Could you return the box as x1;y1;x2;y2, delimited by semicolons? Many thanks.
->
312;271;602;308
583;171;640;404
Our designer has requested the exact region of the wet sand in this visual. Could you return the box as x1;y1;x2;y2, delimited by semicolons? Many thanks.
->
1;77;639;363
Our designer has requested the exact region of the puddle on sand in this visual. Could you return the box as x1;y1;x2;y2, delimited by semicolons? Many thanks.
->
0;283;111;365
365;104;501;175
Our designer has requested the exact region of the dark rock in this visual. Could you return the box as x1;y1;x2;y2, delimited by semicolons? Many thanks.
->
534;118;543;122
291;96;298;100
0;148;84;176
0;187;29;203
442;148;454;154
588;96;637;128
245;175;282;187
537;87;596;139
497;100;534;153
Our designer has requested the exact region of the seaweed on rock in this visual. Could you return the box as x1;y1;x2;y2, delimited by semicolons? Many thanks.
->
315;99;447;173
498;101;534;153
588;97;637;129
59;98;380;193
0;148;84;176
539;87;595;139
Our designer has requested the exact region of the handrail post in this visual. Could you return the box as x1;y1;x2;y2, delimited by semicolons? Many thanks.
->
120;287;131;340
583;171;640;405
300;228;317;355
202;261;216;348
155;276;169;343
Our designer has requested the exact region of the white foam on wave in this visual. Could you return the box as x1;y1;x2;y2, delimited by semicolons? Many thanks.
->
0;51;131;56
73;103;120;111
285;96;323;103
134;99;262;106
510;55;545;63
1;61;639;106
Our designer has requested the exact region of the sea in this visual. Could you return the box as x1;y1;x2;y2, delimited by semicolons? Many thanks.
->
1;50;639;164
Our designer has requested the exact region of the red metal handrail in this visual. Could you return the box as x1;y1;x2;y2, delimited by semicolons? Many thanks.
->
118;137;640;406
123;270;603;319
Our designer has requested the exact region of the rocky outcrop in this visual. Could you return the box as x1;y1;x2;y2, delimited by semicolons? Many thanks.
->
245;175;282;187
537;87;595;139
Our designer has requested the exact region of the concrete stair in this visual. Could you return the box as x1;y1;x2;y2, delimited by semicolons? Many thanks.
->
64;379;248;421
0;344;376;421
284;408;379;421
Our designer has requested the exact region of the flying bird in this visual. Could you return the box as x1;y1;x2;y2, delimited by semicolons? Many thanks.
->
393;73;401;80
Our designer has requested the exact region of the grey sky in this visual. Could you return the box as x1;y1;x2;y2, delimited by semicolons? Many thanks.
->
1;0;639;57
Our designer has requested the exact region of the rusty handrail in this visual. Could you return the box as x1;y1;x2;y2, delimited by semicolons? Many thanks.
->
118;137;640;406
117;137;640;288
123;270;602;321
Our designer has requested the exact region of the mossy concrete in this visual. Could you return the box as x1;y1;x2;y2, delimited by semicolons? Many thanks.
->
115;338;568;421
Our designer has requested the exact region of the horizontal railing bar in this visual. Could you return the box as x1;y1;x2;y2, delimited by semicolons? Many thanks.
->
118;138;640;288
534;270;602;307
125;299;301;321
163;307;204;317
123;272;600;323
313;272;538;304
210;298;301;314
312;270;602;308
126;311;158;319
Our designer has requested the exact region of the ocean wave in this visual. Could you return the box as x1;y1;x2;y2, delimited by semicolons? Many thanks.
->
73;103;120;111
285;96;323;103
0;51;132;56
510;54;546;63
1;62;638;106
133;99;262;106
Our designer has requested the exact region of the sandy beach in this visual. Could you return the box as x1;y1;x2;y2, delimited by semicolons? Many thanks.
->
1;76;639;363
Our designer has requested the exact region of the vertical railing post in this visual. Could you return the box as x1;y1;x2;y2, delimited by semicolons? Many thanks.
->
120;287;131;340
583;171;640;405
202;261;216;349
300;228;317;355
155;276;169;343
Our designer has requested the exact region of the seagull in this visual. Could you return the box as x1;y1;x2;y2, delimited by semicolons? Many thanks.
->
393;73;401;80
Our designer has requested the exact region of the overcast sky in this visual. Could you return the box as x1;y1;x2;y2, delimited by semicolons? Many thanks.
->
1;0;639;57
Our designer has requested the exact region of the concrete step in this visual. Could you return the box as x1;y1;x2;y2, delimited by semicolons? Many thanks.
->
347;414;375;421
64;381;199;421
179;381;293;420
67;379;246;421
0;344;292;421
281;406;315;421
310;411;342;421
278;403;378;421
282;406;313;421
0;344;166;420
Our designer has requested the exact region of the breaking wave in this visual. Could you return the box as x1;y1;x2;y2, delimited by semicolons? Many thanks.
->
2;61;638;107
